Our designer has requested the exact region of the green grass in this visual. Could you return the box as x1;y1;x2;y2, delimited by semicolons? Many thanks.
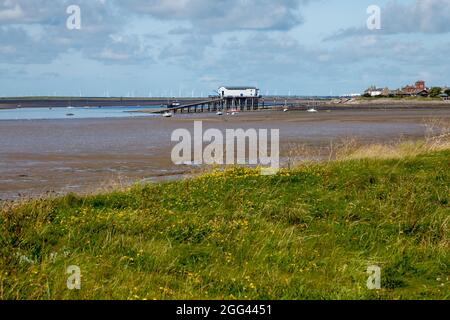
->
0;151;449;300
357;96;444;101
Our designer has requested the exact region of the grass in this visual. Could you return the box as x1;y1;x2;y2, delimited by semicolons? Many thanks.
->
356;96;444;101
0;146;449;300
285;119;450;166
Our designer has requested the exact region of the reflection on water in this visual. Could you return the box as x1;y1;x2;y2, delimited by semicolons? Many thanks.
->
0;106;160;120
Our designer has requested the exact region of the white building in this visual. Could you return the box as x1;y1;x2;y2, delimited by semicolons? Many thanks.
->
218;86;259;98
364;86;383;97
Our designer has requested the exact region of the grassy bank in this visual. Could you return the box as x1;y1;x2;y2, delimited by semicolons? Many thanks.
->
352;96;448;104
0;150;449;300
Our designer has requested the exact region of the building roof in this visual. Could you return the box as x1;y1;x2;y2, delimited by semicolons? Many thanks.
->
220;86;258;90
364;87;383;92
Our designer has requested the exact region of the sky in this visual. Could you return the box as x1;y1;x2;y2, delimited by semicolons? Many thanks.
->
0;0;450;97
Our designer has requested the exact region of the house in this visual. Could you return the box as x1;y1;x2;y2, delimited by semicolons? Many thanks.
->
400;85;416;96
390;89;403;96
381;87;396;97
217;86;261;112
440;93;449;101
364;86;383;97
362;80;449;99
415;89;429;97
415;80;426;91
218;86;259;98
400;80;429;97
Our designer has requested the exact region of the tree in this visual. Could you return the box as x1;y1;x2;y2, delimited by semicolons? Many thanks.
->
429;87;442;98
445;88;450;96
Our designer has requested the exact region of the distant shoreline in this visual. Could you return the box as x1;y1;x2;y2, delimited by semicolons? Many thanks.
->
1;96;449;111
0;97;205;109
340;97;450;105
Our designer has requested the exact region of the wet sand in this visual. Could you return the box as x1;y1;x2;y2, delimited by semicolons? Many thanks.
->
1;108;449;200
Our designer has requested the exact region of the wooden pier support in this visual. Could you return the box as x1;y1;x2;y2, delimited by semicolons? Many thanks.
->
155;97;260;114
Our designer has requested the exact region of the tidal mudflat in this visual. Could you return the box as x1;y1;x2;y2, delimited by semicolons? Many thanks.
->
1;108;449;200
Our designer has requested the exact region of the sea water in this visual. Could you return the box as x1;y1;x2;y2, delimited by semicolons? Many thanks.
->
0;106;160;120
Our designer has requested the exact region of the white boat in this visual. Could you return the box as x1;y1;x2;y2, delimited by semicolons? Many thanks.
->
67;106;75;109
307;108;318;113
169;101;181;107
216;111;223;116
283;108;289;112
162;112;173;118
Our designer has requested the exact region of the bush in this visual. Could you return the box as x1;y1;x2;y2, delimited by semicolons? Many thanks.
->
429;87;442;98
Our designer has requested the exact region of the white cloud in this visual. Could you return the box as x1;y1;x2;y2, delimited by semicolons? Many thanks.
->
0;3;23;22
1;0;449;95
0;0;153;64
327;0;450;40
122;0;309;32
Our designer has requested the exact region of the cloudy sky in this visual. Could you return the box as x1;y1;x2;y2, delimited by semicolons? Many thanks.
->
0;0;449;97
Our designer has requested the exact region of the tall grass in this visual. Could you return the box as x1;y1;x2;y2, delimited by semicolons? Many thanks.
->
284;120;450;167
0;146;449;299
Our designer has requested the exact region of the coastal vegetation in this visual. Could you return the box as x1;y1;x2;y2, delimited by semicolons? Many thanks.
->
358;95;445;101
430;87;444;98
1;130;449;300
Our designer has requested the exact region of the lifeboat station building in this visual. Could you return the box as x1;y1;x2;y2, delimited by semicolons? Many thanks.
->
218;86;260;111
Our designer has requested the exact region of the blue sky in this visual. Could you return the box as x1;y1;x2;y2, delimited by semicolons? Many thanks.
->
0;0;449;97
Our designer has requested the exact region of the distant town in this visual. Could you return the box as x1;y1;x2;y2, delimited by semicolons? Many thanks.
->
364;80;450;100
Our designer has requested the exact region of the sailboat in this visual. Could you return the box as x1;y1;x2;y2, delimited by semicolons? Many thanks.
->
67;96;75;109
307;98;318;113
283;99;289;112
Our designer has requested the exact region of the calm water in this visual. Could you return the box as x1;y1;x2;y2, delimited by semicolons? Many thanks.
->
0;106;160;120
